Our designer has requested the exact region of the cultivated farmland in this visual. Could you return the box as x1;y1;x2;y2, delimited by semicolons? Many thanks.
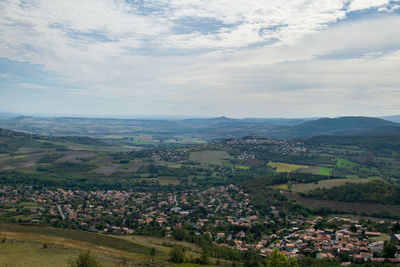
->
291;178;376;193
189;150;233;165
268;161;308;172
283;192;400;215
334;158;358;169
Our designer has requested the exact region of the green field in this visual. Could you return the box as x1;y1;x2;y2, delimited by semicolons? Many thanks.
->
334;158;358;169
189;150;233;165
221;160;234;168
167;162;183;168
268;161;308;173
318;167;333;176
235;165;249;170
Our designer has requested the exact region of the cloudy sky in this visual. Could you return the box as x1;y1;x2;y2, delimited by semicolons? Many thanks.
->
0;0;399;118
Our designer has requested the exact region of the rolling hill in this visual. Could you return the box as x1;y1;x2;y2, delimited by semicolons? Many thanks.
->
1;115;400;141
286;116;400;137
0;127;110;154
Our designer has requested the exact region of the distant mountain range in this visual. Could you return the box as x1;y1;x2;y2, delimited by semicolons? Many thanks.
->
0;114;400;140
381;115;400;123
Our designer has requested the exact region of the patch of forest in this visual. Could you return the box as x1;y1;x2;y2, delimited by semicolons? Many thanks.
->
302;180;400;205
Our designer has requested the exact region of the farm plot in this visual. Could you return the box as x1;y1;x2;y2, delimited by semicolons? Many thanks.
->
55;152;96;163
92;164;120;176
189;150;233;165
283;192;400;215
158;177;180;185
291;178;375;193
334;158;358;169
298;166;332;176
0;154;43;170
268;162;308;173
319;167;333;176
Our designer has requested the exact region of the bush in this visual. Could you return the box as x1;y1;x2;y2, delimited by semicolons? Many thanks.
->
169;245;185;263
69;251;102;267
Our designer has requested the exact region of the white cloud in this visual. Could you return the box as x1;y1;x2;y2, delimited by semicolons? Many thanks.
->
0;0;399;117
348;0;390;12
0;0;396;82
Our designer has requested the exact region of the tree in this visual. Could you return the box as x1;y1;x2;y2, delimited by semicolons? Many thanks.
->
244;249;264;266
169;245;185;263
172;228;187;241
200;246;209;265
349;223;357;232
267;249;298;267
69;251;102;267
150;247;156;263
383;242;397;258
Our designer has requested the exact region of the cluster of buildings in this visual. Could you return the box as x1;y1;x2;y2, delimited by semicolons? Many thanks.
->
253;216;400;265
0;185;256;236
224;138;307;161
149;136;307;165
1;186;399;264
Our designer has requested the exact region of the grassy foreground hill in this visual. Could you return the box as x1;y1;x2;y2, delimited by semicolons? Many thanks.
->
0;223;155;266
0;223;224;266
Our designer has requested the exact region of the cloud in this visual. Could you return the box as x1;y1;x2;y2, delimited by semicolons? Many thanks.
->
0;1;398;65
0;0;399;117
348;0;390;12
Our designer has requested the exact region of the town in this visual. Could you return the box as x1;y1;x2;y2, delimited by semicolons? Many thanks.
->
2;185;400;265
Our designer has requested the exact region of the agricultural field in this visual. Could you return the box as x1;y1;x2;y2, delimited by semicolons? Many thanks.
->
318;167;333;176
334;158;358;169
283;192;400;215
158;177;180;185
235;165;249;170
291;178;376;193
270;183;289;190
0;202;40;222
92;164;121;176
189;150;233;165
297;166;333;176
268;162;308;173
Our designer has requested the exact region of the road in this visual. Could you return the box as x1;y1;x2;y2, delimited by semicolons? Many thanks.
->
214;198;222;214
57;204;66;220
173;195;178;206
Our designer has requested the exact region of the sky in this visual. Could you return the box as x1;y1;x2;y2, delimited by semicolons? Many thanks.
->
0;0;400;118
